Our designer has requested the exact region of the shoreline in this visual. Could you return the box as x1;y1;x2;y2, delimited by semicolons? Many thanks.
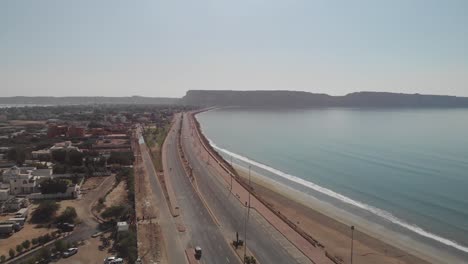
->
232;162;465;264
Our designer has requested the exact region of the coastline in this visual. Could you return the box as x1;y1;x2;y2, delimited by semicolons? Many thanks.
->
233;163;466;264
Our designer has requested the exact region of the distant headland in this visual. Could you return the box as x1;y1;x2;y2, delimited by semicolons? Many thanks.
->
2;91;468;108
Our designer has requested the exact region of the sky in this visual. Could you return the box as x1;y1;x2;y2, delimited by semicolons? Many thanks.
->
1;0;468;98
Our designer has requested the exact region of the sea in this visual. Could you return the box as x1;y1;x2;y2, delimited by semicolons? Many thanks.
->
197;107;468;262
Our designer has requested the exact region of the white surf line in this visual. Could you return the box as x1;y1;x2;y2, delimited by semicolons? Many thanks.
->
209;140;468;254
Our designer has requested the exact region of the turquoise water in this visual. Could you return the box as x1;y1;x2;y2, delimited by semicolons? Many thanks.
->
197;108;468;257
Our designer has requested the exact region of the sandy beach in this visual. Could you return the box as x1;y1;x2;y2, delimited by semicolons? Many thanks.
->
234;164;463;264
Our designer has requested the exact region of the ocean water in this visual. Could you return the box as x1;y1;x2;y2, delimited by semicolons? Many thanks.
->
197;108;468;259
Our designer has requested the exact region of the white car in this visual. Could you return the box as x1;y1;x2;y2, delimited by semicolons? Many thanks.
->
104;256;124;264
62;248;78;258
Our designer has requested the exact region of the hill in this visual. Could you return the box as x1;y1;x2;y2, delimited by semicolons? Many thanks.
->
181;90;468;108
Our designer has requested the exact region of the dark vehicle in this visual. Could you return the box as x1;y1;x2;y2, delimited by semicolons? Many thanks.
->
63;248;78;258
195;246;202;260
57;223;75;232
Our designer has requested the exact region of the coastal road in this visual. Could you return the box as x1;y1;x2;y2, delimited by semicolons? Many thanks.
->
180;113;312;264
163;115;240;264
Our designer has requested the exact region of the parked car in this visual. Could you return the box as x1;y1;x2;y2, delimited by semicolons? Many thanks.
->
62;248;78;258
57;222;75;232
104;256;123;264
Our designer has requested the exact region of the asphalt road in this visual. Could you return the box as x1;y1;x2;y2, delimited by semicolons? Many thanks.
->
163;115;240;264
180;113;312;264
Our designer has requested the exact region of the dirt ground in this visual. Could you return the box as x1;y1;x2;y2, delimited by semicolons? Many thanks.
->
133;135;164;264
104;181;127;208
55;235;113;264
0;212;57;257
137;222;163;264
135;156;158;220
81;177;106;191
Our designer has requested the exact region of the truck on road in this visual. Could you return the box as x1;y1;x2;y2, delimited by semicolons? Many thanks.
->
0;224;14;235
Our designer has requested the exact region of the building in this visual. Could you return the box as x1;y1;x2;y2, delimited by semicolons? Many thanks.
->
90;128;108;136
0;147;10;154
0;188;9;201
28;184;81;200
50;141;81;152
2;166;52;195
67;126;85;138
48;124;68;138
31;149;51;159
117;221;129;232
3;166;39;195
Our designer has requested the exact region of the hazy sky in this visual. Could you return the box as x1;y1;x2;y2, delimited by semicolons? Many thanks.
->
1;0;468;97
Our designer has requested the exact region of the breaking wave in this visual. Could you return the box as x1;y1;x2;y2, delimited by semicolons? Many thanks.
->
209;140;468;254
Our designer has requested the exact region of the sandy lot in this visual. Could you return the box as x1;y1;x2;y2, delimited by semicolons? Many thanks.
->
104;181;127;208
55;236;112;264
82;177;107;191
0;213;57;257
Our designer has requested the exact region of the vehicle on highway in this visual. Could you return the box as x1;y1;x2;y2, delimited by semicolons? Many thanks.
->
62;248;78;258
104;256;124;264
195;246;202;259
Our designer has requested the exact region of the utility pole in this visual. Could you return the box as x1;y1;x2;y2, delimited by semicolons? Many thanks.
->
350;225;355;264
230;156;233;190
243;200;248;263
248;165;251;219
243;165;252;263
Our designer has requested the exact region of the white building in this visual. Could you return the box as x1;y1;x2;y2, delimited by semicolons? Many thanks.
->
50;141;81;152
0;188;9;201
117;222;129;232
2;166;52;195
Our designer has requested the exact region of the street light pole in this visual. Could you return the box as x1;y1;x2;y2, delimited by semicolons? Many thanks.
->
248;165;251;218
350;225;355;264
243;200;248;263
230;156;233;190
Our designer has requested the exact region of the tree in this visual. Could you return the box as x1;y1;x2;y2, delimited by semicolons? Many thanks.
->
53;164;67;174
31;201;60;223
8;249;14;259
0;255;6;263
31;238;38;245
22;240;30;250
68;150;84;166
40;178;69;194
115;231;138;263
108;152;134;166
7;147;26;165
55;206;77;223
39;248;50;261
15;244;23;254
101;205;129;220
52;149;67;163
54;240;66;252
